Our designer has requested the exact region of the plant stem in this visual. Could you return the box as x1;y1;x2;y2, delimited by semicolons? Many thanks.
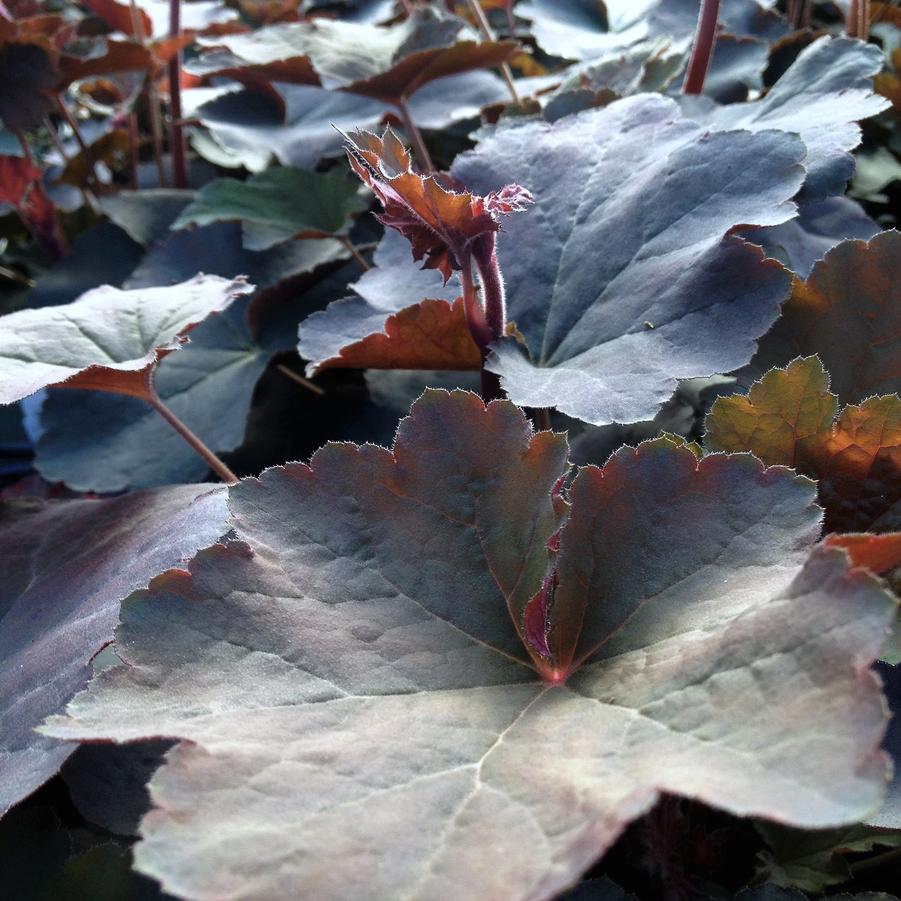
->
682;0;720;95
277;363;325;396
148;87;168;187
466;0;520;105
503;0;516;36
472;233;506;340
168;0;188;188
460;255;503;402
460;257;493;350
128;0;146;39
786;0;810;28
848;0;860;36
0;265;35;287
534;408;551;431
146;375;239;483
54;95;100;188
847;0;869;37
336;235;371;270
129;0;166;187
395;97;434;172
127;112;140;189
43;115;69;163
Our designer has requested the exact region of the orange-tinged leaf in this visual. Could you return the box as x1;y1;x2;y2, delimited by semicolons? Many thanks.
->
825;533;901;575
83;0;153;39
707;356;901;533
706;356;838;469
314;297;482;372
348;38;517;105
58;39;153;85
57;128;130;186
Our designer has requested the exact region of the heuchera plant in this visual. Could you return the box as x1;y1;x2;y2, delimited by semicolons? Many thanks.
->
3;0;901;898
344;125;532;397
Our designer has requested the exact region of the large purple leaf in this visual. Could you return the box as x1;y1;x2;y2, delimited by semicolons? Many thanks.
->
451;94;804;426
45;392;894;900
0;485;227;816
679;37;889;199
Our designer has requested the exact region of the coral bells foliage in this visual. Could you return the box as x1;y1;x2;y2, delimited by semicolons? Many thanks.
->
344;126;532;282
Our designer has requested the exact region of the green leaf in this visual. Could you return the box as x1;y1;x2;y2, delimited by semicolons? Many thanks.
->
172;168;366;251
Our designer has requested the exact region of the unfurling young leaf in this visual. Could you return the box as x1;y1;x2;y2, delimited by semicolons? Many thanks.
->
45;391;895;901
344;126;532;282
706;356;901;533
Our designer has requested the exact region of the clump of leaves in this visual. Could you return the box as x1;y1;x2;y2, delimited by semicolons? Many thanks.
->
45;391;896;901
344;125;531;391
706;355;900;534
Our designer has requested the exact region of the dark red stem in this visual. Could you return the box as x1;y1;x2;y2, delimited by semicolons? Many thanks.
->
848;0;860;36
472;232;506;341
127;112;140;189
786;0;811;28
168;0;188;188
394;97;434;173
504;0;516;36
682;0;720;95
54;95;99;188
145;369;239;483
848;0;869;39
460;255;503;402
